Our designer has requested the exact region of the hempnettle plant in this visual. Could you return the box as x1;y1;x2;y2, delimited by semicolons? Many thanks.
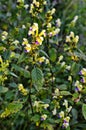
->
0;0;86;130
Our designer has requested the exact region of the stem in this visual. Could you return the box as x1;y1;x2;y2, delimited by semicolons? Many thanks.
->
29;90;34;115
51;68;54;93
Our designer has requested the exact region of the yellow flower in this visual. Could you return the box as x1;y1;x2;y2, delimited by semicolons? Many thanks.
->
1;31;8;41
24;44;31;52
80;68;86;76
39;30;46;37
36;36;43;45
55;88;60;96
18;84;28;96
58;55;63;62
63;100;68;108
28;23;38;36
47;23;52;28
72;15;78;23
43;104;49;109
41;114;47;120
64;116;70;122
56;18;61;27
70;31;74;38
71;54;79;61
51;8;56;15
53;28;60;35
37;56;45;63
22;38;28;45
43;1;47;5
73;35;79;43
59;111;64;118
66;36;71;42
68;76;72;82
0;56;3;63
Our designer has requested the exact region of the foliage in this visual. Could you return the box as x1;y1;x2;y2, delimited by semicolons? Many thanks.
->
0;0;86;130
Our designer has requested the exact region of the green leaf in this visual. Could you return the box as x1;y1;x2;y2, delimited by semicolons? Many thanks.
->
60;91;71;96
9;82;17;88
75;49;86;61
5;91;14;100
12;64;30;78
82;103;86;120
9;72;18;78
31;114;40;122
49;48;57;62
17;52;25;64
76;123;86;128
39;50;49;58
31;67;44;91
72;108;78;120
7;101;23;113
0;86;8;93
47;125;54;130
66;126;70;130
57;84;67;90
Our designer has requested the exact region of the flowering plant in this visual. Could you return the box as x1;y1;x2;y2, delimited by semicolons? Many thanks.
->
0;0;86;130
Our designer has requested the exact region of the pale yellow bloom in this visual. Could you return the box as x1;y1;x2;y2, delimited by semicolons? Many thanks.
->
66;36;71;42
22;38;28;45
51;8;56;15
70;31;74;38
37;56;45;63
18;84;28;96
41;114;47;120
73;35;79;43
56;18;61;27
59;111;64;118
25;44;31;52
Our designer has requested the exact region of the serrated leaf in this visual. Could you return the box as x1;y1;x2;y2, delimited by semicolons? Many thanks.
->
31;67;44;91
82;103;86;120
0;86;8;93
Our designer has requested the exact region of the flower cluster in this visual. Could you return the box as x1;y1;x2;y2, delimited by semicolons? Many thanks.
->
33;100;49;112
58;100;72;128
0;56;9;84
75;80;83;92
74;68;86;93
73;68;86;103
0;102;22;118
66;31;79;49
0;108;12;118
46;17;61;37
79;68;86;83
18;84;28;96
22;38;31;52
28;23;46;46
30;0;46;16
37;56;49;64
45;8;56;22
